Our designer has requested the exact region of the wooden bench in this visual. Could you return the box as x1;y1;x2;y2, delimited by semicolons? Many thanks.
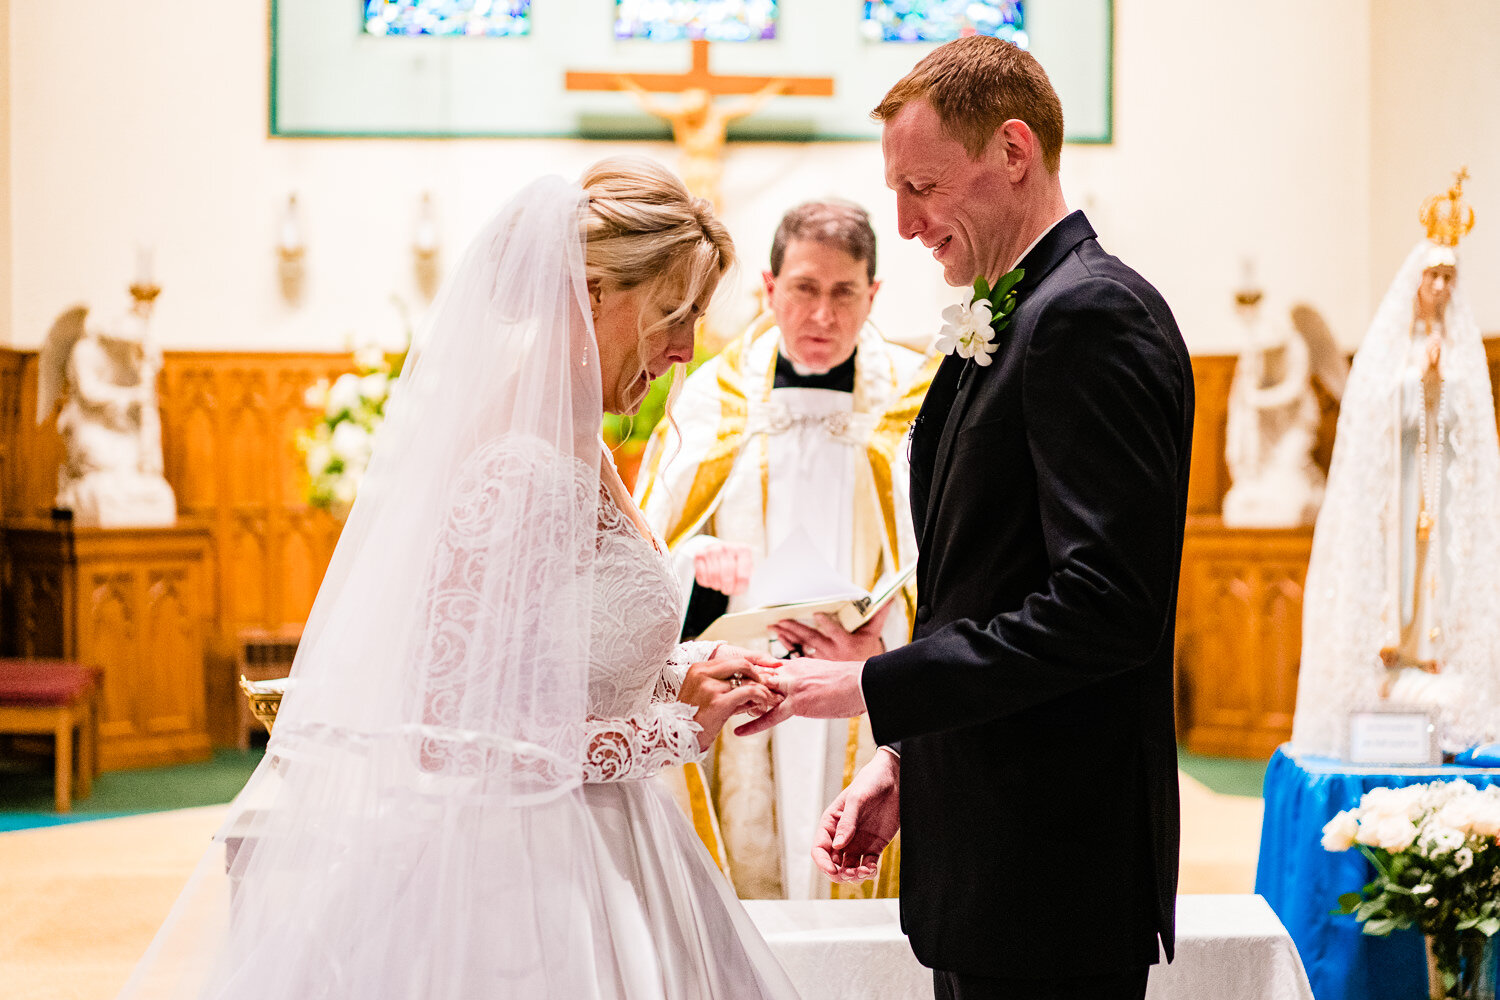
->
0;659;101;812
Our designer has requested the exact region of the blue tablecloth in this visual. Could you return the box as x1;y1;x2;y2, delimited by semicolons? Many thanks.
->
1255;746;1500;1000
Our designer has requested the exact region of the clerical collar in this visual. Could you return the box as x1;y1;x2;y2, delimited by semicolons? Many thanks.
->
774;351;856;392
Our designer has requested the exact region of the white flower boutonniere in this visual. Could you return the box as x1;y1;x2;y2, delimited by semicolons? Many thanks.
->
936;268;1026;371
937;298;997;365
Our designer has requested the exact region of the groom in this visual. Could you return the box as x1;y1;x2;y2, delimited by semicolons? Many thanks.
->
739;37;1194;1000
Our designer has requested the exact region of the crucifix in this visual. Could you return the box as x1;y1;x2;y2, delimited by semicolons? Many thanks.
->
566;39;835;210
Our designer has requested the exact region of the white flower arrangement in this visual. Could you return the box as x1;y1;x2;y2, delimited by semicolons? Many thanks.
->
1323;779;1500;994
298;344;403;516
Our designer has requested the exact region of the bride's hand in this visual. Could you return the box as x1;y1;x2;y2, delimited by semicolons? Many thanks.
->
679;656;783;751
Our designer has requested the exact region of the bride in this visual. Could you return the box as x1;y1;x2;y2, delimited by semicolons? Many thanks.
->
117;158;802;999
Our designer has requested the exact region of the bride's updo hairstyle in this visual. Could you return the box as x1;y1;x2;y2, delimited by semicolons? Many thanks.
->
579;156;734;371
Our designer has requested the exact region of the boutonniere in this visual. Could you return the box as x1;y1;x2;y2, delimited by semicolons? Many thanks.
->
936;268;1025;370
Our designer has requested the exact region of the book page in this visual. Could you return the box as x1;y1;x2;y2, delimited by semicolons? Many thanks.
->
742;526;866;609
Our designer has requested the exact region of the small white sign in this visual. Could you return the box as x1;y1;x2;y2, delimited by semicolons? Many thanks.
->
1347;710;1439;766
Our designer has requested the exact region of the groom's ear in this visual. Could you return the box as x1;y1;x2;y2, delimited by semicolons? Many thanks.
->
996;119;1039;182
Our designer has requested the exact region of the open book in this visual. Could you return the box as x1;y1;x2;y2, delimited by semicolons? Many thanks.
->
696;561;917;646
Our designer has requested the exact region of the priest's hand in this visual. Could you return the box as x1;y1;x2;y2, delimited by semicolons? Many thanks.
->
679;654;782;751
771;601;892;662
814;748;900;883
694;541;754;596
732;656;866;737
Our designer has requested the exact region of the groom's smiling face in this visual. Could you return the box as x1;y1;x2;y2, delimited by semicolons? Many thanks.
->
882;100;1015;287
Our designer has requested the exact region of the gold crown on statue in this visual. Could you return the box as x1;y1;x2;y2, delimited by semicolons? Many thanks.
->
1420;166;1476;247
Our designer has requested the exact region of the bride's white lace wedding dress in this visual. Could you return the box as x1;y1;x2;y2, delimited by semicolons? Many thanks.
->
117;175;799;1000
560;461;801;998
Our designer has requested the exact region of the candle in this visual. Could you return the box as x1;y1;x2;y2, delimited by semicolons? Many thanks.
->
135;245;156;287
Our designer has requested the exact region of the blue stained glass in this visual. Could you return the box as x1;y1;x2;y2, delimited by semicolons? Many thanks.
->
862;1;1026;45
363;0;532;38
614;0;778;42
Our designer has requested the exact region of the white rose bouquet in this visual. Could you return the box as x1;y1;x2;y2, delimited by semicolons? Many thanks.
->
1323;779;1500;996
298;343;404;516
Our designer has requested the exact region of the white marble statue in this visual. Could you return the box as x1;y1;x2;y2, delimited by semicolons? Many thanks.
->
36;299;176;527
1222;303;1346;528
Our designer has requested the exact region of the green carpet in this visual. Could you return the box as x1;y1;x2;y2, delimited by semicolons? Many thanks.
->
0;743;1263;832
1178;747;1270;798
0;746;264;832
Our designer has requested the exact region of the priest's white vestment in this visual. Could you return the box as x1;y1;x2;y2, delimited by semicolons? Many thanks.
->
636;317;934;898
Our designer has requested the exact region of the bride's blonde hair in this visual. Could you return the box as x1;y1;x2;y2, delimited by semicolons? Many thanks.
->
580;158;733;438
581;156;733;351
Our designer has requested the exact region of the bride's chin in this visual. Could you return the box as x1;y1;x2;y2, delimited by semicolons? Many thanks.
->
605;386;647;417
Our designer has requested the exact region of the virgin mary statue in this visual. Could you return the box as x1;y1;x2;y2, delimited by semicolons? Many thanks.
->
1292;170;1500;757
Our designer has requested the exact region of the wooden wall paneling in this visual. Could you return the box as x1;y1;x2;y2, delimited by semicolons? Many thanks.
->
1186;356;1234;516
1;353;66;520
0;352;27;517
1175;521;1314;758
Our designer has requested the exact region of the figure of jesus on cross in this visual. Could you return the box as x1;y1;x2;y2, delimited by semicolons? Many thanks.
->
566;39;834;210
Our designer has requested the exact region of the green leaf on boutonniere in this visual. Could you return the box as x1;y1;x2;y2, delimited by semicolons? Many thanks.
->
970;268;1025;334
992;267;1025;299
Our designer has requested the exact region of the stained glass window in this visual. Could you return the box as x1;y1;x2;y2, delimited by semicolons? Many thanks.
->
363;0;531;37
614;0;778;42
862;1;1026;45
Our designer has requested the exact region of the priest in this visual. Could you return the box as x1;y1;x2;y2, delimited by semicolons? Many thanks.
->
636;200;935;899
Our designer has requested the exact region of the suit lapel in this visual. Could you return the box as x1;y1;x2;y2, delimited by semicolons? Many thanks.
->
920;211;1098;548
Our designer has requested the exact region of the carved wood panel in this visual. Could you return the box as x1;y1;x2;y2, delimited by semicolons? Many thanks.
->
1175;519;1314;758
1;524;214;769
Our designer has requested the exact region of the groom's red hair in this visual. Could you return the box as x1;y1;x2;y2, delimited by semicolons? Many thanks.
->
872;35;1064;174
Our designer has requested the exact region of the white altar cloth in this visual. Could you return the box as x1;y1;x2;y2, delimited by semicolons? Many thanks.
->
743;895;1313;1000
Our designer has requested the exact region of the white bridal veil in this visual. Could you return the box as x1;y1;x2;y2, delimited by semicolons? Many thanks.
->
1291;242;1500;757
119;177;624;998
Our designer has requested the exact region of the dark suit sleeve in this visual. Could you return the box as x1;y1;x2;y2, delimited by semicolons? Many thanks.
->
863;278;1187;745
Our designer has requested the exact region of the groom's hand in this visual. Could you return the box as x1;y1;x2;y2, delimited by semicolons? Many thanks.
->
731;657;867;737
814;748;900;883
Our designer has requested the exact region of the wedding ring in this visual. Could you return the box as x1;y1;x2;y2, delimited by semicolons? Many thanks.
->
730;673;744;688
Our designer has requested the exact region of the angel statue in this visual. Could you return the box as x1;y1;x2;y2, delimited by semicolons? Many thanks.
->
1222;298;1348;527
36;296;176;527
1292;168;1500;758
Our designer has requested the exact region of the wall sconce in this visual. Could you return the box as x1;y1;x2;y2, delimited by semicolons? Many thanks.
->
277;193;306;304
413;191;441;299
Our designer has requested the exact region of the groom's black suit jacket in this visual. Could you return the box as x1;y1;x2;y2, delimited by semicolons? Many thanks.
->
863;212;1192;978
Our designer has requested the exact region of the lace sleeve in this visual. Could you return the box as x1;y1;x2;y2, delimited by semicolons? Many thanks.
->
663;640;723;696
581;702;706;782
579;641;721;783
